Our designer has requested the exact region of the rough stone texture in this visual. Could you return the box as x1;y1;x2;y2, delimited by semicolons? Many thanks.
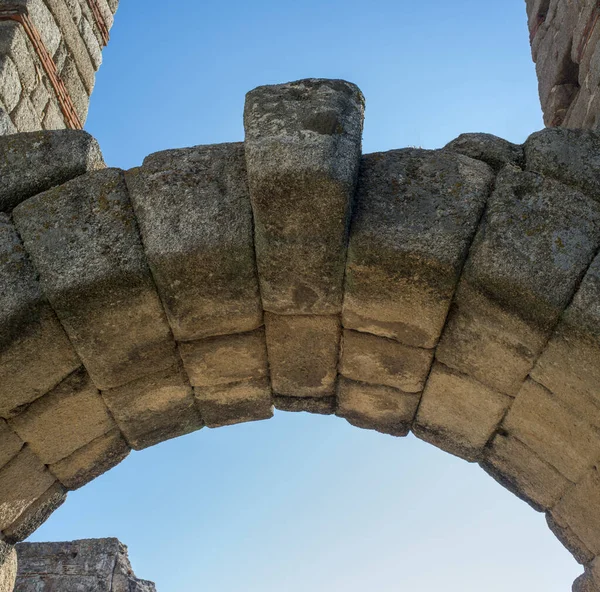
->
336;377;419;436
0;214;80;416
547;511;595;566
0;420;23;470
126;143;262;341
339;329;433;394
444;133;524;171
343;149;493;348
13;169;179;390
49;429;130;490
15;538;157;592
481;433;572;512
436;166;600;396
502;379;600;483
194;378;273;428
532;251;600;428
273;395;336;415
179;329;268;387
9;367;115;465
265;313;340;399
102;365;203;450
0;544;16;592
413;363;511;462
244;78;364;314
0;446;55;531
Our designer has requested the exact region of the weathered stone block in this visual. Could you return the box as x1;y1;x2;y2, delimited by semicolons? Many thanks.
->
0;21;37;95
0;214;80;416
0;130;104;212
265;313;340;398
524;129;600;200
0;420;22;470
180;329;268;387
59;57;90;123
13;169;179;390
343;149;493;348
444;133;524;171
50;428;130;490
553;465;600;556
336;377;419;436
0;544;16;592
11;96;40;132
273;395;336;415
126;143;262;341
102;364;203;450
413;363;511;462
339;329;433;394
436;167;600;395
0;55;20;113
9;368;114;465
481;433;572;512
532;252;600;428
547;511;595;565
194;378;273;428
244;78;364;314
0;446;55;531
2;482;66;544
502;379;600;482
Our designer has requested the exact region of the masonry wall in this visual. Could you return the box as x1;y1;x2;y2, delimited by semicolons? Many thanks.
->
0;0;118;134
526;0;600;128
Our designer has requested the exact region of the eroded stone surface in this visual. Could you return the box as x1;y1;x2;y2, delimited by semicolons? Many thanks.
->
244;78;364;314
127;143;262;341
0;544;15;592
444;133;524;171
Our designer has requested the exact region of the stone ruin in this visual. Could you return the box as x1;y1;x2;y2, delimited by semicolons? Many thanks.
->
0;1;599;592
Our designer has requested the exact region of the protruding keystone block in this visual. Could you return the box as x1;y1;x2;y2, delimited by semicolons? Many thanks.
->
339;330;433;394
553;465;600;556
437;167;600;395
343;149;493;348
179;329;268;387
49;429;130;490
244;78;364;314
2;482;66;544
265;313;340;398
0;214;80;416
0;447;55;531
126;143;263;341
413;363;511;462
336;377;419;436
531;254;600;428
502;380;600;482
102;365;203;450
0;131;105;212
273;396;336;415
13;169;179;390
194;378;273;428
524;129;600;200
443;133;524;171
9;368;115;465
481;433;572;512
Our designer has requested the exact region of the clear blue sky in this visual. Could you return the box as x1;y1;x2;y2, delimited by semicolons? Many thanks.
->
29;1;579;591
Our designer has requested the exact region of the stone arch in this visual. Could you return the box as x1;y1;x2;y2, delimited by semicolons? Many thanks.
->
2;78;600;591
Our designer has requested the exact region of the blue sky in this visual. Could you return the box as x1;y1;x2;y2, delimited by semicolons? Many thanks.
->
29;1;580;590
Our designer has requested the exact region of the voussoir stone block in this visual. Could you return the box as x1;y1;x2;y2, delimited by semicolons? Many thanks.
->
524;128;600;200
547;511;595;566
49;428;130;490
531;253;600;428
502;379;600;483
265;313;340;398
339;329;433;394
126;143;262;341
0;446;55;531
343;149;493;348
413;363;511;462
444;133;524;172
0;130;105;212
0;214;80;416
273;395;336;415
436;166;600;395
13;168;179;390
481;433;572;512
336;377;420;437
179;329;268;387
0;420;22;470
9;367;115;465
102;365;203;450
244;78;364;314
194;378;273;428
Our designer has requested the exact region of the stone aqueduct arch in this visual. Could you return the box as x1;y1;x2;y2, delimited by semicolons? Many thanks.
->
0;1;600;592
